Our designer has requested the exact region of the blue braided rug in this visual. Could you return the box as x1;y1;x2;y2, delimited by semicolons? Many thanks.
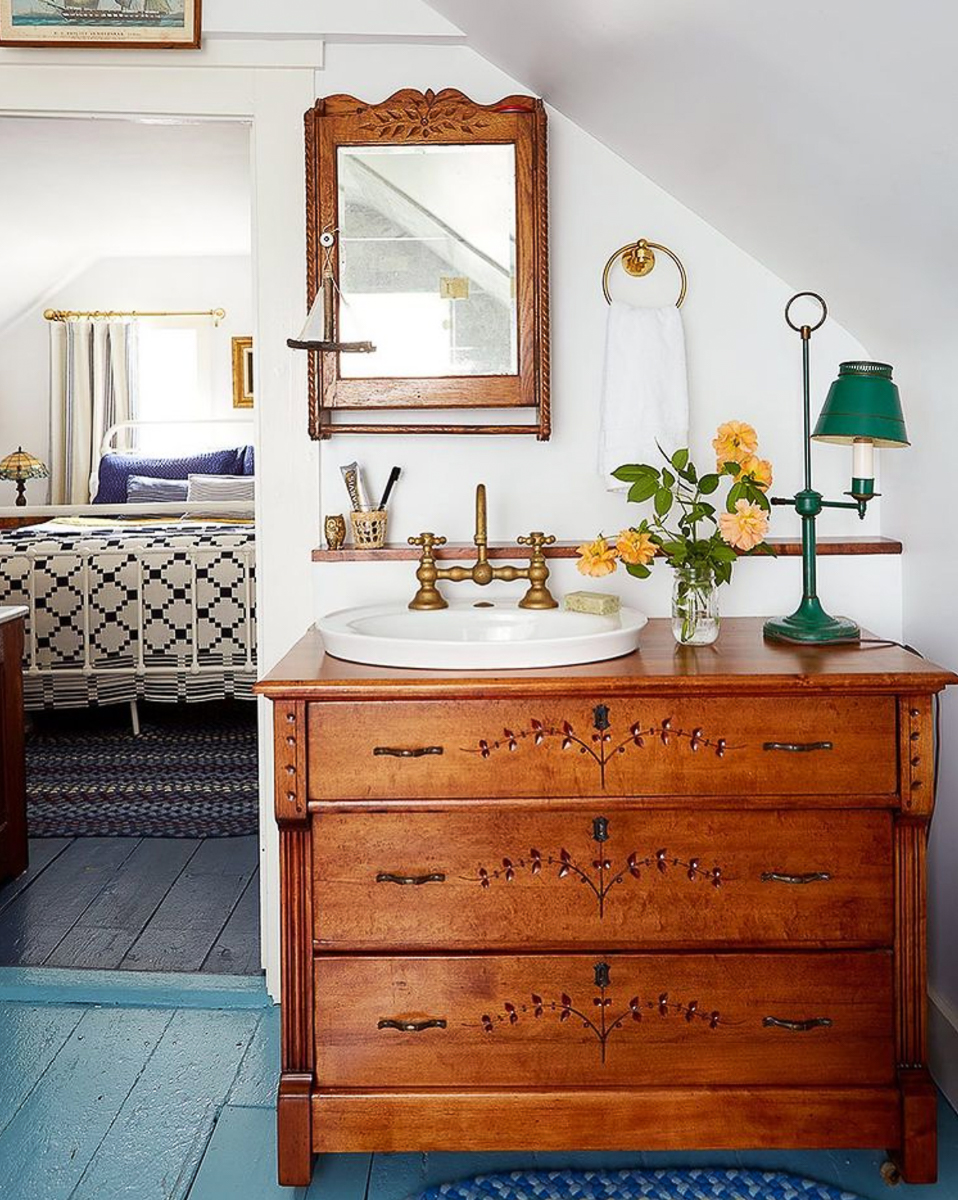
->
418;1169;866;1200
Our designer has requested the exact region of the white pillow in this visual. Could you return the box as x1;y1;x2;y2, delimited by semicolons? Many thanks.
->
186;474;255;519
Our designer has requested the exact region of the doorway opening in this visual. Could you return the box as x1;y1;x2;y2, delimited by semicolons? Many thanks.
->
0;113;261;977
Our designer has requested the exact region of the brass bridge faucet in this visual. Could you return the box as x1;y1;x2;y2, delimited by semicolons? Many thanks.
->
408;484;558;612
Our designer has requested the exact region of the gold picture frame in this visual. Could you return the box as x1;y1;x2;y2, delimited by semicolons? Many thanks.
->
232;337;254;409
1;0;201;49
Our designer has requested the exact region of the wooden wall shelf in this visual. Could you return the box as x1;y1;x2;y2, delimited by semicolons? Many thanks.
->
313;536;903;563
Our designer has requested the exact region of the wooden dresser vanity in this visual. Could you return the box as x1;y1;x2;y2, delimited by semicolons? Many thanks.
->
258;617;955;1188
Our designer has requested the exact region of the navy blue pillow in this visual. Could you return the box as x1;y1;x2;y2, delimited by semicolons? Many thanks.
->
239;445;255;476
95;448;250;503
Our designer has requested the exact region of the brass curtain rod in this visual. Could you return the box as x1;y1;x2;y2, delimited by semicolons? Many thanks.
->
44;307;226;323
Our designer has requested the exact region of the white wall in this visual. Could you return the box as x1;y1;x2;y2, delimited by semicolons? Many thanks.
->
313;42;902;638
0;253;252;504
0;10;910;998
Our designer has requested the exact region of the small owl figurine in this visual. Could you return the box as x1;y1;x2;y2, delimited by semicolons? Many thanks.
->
324;513;347;551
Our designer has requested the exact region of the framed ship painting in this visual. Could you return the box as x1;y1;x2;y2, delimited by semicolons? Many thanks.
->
0;0;201;48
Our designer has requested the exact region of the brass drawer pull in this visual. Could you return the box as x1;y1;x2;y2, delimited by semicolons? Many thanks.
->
377;1018;447;1033
763;1016;833;1032
763;741;833;753
761;871;832;885
376;872;446;886
373;745;444;758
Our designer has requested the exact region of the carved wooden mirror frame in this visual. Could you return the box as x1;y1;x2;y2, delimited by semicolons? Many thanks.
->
304;89;550;440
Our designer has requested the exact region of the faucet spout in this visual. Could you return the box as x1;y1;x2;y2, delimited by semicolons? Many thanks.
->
407;483;557;610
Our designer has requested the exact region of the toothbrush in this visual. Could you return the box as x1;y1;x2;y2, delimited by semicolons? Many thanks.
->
378;467;401;510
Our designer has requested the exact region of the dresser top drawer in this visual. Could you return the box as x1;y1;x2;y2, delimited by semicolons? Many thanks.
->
308;695;898;801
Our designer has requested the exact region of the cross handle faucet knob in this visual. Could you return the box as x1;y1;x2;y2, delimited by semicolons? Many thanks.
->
408;533;447;554
518;532;557;551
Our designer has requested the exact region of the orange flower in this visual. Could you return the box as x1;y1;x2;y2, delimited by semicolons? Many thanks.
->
615;528;657;567
738;454;773;491
718;500;769;552
713;420;758;470
576;537;618;577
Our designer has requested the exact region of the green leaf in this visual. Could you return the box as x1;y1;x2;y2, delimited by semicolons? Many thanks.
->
612;463;658;483
625;562;652;579
723;461;742;476
684;462;698;484
710;544;737;562
698;474;720;495
654;488;674;517
750;541;778;556
661;468;676;489
671;448;690;471
726;481;746;512
627;476;659;503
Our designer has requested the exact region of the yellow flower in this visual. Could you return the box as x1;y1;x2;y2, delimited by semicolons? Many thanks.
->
713;420;758;470
738;454;773;491
718;500;769;552
615;528;657;567
576;537;618;577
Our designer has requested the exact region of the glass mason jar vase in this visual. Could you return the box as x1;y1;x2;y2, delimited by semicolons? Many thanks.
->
671;564;720;645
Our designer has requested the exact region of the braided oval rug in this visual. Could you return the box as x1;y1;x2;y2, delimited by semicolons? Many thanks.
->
417;1169;866;1200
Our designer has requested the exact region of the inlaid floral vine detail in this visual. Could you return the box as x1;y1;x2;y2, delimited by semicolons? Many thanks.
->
358;89;493;140
466;816;724;918
464;704;734;789
477;962;725;1064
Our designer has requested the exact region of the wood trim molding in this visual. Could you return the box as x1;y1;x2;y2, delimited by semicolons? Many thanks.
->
312;536;905;562
311;1086;900;1154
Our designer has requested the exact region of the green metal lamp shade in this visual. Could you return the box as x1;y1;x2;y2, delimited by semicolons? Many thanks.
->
812;361;909;448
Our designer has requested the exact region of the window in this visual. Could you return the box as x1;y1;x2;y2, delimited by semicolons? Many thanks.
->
134;318;214;455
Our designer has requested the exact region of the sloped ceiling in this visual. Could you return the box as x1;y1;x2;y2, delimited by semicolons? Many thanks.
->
425;0;956;353
0;117;251;331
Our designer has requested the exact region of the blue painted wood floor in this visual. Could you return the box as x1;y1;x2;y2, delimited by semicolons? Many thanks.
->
1;972;958;1200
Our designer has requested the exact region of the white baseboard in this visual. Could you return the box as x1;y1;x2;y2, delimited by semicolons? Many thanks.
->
929;988;958;1112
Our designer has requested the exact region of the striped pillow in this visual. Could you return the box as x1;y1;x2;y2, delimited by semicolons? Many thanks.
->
126;475;190;504
186;473;255;518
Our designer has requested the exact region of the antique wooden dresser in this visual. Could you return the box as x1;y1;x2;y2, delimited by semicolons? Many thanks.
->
258;617;955;1188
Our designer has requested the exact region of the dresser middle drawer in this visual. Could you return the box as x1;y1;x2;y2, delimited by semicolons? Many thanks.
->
312;808;892;950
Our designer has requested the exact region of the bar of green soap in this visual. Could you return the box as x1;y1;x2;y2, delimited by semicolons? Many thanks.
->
564;591;621;616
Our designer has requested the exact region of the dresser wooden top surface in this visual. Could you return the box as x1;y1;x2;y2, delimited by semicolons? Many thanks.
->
257;617;956;700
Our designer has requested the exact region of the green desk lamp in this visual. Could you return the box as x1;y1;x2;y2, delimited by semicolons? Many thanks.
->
763;292;909;644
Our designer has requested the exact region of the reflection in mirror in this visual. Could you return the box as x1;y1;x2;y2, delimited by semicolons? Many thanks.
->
338;144;518;379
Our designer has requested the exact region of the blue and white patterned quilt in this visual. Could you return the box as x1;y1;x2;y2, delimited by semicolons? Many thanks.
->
0;519;257;709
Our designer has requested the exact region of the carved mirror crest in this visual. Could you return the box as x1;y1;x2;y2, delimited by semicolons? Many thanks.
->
303;89;550;439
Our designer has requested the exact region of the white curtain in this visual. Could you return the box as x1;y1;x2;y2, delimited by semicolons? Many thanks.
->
49;319;137;504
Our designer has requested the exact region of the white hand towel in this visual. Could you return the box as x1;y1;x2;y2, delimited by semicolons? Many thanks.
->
598;301;690;490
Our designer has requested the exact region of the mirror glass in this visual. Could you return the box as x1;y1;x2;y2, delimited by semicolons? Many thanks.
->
337;144;518;379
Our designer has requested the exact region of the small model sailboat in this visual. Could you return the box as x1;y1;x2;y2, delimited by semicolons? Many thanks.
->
40;0;174;21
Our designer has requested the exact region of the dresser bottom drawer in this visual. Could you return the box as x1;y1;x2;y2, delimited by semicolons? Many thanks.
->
314;952;893;1089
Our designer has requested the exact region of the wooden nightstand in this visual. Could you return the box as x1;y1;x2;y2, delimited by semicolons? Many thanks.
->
0;515;45;531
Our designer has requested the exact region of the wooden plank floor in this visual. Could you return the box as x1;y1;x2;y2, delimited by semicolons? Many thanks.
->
0;837;260;974
1;979;957;1200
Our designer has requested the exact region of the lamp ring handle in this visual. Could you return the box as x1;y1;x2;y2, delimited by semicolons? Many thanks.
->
785;291;828;333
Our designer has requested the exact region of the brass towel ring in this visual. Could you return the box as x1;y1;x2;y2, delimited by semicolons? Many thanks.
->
602;238;688;308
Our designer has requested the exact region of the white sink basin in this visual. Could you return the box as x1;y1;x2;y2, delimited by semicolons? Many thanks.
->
317;601;648;670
